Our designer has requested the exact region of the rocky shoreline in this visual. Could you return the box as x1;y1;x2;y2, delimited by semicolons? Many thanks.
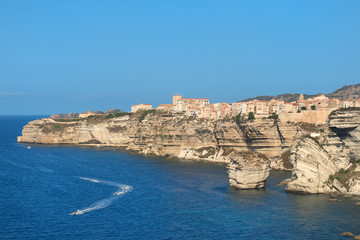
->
17;111;301;164
17;109;360;195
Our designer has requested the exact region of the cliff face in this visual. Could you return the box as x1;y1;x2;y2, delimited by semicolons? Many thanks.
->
286;109;360;195
286;137;337;194
328;109;360;159
19;110;360;194
18;113;302;164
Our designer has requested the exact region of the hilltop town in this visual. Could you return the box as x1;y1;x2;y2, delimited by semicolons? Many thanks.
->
130;93;356;124
50;84;360;125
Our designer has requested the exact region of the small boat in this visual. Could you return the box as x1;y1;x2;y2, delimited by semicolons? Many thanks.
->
27;146;31;149
73;211;77;215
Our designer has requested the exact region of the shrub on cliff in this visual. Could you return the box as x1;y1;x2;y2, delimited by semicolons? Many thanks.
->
268;112;279;125
248;112;255;120
55;118;84;122
233;113;244;123
139;109;157;122
268;112;278;120
329;107;360;116
105;112;131;119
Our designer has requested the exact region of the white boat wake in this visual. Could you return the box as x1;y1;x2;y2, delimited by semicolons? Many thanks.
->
70;177;133;216
79;177;102;183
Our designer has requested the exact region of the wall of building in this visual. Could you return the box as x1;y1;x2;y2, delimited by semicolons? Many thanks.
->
278;108;335;124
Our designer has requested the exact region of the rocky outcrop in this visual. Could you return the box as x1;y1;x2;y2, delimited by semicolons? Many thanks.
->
178;147;233;163
328;109;360;159
105;109;124;114
50;112;79;119
227;151;270;189
286;137;337;194
286;109;360;195
327;110;360;195
19;108;360;194
17;113;286;189
18;112;303;163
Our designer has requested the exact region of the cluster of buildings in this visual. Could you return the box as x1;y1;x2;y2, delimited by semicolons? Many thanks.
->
130;94;358;120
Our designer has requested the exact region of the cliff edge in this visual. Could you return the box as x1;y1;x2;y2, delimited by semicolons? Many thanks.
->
19;110;360;194
18;111;302;164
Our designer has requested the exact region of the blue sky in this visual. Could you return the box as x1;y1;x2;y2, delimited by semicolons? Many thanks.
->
1;0;359;114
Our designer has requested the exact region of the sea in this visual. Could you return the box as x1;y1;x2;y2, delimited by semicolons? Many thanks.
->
1;115;359;240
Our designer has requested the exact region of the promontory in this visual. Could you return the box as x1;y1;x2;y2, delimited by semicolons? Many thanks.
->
18;108;360;195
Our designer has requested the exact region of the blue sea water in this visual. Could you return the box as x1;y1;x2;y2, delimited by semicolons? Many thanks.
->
0;116;359;240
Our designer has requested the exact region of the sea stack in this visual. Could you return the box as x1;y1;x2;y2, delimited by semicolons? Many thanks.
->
227;151;271;189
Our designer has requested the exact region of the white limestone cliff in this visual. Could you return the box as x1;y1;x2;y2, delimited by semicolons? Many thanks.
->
286;109;360;195
227;151;270;189
285;137;337;194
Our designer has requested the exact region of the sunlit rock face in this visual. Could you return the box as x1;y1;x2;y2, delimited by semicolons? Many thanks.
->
286;137;336;194
227;151;271;189
328;109;360;159
17;113;301;162
286;109;360;195
18;109;360;195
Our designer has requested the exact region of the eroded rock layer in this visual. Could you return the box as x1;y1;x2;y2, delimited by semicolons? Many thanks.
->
286;109;360;195
227;151;270;189
18;109;360;194
18;113;302;163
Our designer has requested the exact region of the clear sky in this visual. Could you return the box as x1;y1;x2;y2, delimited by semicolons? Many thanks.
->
1;0;359;114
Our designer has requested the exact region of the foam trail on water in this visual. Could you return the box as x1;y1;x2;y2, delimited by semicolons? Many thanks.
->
112;185;133;196
71;177;133;215
79;177;102;183
71;197;116;215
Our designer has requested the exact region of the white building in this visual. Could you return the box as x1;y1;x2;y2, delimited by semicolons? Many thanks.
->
131;103;152;112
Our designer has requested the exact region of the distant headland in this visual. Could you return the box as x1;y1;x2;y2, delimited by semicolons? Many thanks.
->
17;83;360;196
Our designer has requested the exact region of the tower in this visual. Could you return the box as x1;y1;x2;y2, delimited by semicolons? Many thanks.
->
173;94;183;105
299;94;304;101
